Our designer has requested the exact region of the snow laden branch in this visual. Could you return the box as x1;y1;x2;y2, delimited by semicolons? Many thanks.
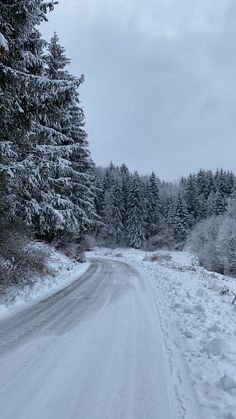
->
0;3;96;242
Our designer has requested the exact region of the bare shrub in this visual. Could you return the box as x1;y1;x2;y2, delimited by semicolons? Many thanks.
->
0;226;51;293
55;241;85;263
23;242;52;276
144;253;172;263
151;254;172;262
75;254;86;263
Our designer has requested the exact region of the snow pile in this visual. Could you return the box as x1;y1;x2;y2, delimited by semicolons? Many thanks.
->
91;247;236;419
0;244;89;318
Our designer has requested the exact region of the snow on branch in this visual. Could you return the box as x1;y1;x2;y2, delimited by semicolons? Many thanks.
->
41;1;59;16
0;33;9;59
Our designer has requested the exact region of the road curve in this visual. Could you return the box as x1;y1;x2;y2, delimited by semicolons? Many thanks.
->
0;258;173;419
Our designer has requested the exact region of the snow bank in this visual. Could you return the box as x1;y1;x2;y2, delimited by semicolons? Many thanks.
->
0;245;90;319
90;247;236;419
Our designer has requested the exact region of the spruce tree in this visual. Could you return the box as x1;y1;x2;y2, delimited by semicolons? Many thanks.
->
173;193;189;242
119;163;130;228
183;174;199;225
212;189;227;216
126;172;145;248
35;32;97;241
146;172;161;238
111;179;124;244
1;3;96;244
0;0;57;227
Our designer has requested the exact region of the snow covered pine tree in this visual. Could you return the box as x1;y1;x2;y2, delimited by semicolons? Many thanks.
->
1;1;56;228
126;172;146;248
0;1;96;243
32;32;97;242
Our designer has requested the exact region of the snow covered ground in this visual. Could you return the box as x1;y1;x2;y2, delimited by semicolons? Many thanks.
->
0;245;90;318
0;257;182;419
1;244;235;418
90;247;236;419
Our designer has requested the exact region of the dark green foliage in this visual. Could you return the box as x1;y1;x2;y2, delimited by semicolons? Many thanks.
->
94;166;236;249
126;172;146;248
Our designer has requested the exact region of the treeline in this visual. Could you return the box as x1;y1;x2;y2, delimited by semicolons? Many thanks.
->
1;2;236;282
0;1;96;246
93;164;236;252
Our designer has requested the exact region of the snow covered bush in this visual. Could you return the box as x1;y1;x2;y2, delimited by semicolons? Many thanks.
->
186;215;223;272
187;198;236;276
216;217;236;276
0;227;51;293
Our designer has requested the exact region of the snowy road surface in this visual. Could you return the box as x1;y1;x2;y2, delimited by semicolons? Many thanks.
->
0;259;174;419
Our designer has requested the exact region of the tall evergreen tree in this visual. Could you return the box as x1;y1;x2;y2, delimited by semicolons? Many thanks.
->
119;163;130;228
126;172;145;248
0;0;57;227
33;32;97;241
146;172;161;238
111;179;124;244
1;3;96;243
173;193;189;242
183;174;199;226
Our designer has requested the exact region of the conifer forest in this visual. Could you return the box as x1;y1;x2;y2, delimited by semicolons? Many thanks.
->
1;3;236;419
1;1;236;279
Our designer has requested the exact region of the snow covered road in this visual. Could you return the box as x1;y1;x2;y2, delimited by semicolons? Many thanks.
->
0;258;175;419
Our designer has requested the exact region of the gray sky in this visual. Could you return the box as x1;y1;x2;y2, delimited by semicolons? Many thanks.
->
42;0;236;181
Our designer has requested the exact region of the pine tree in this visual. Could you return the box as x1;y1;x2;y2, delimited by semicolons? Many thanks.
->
33;32;97;241
183;174;199;225
99;164;116;242
173;193;189;242
111;179;124;244
93;168;105;219
1;3;96;243
212;189;227;216
196;170;215;199
126;172;145;248
0;0;57;227
119;163;130;228
146;172;161;238
163;197;175;228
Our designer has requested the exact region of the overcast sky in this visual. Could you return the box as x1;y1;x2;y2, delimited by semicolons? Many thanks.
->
42;0;236;181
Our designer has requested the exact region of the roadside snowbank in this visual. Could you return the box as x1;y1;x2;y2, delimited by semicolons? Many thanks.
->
0;245;90;319
90;247;236;419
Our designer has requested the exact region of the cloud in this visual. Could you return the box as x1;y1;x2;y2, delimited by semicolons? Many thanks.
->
42;0;236;180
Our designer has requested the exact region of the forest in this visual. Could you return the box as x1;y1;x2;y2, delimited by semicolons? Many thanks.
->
1;4;236;419
1;0;236;285
93;165;236;275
